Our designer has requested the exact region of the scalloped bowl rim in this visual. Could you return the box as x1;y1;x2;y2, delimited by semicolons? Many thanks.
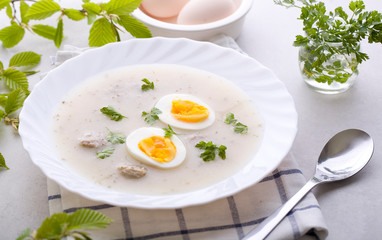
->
19;37;298;209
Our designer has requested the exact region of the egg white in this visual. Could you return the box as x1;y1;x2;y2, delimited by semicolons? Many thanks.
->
155;94;215;130
126;127;186;169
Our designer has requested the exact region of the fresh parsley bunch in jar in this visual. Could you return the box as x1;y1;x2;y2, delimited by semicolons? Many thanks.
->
275;0;382;94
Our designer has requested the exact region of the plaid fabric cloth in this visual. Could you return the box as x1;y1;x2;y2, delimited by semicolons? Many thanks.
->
47;153;328;240
46;37;328;239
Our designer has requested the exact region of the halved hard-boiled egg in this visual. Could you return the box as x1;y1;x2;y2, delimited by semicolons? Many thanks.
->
126;127;186;169
155;94;215;130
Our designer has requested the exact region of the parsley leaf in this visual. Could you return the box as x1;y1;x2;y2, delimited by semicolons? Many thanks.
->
106;128;126;144
234;122;248;134
224;112;248;134
142;107;162;124
224;112;237;125
195;141;227;162
218;145;227;159
100;105;126;121
141;78;154;91
163;125;177;138
96;147;115;159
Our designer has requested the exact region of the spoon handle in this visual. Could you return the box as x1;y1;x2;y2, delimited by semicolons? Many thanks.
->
242;177;321;240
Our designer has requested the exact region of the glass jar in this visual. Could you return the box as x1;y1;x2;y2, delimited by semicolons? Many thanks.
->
298;42;359;94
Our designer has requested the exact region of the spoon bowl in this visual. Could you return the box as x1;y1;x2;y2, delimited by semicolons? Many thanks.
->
316;129;374;182
243;129;374;240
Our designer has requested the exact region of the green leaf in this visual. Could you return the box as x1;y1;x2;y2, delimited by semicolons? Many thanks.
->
35;213;68;239
0;24;25;48
33;209;111;239
4;89;27;114
0;94;7;108
64;8;86;21
26;0;61;20
233;122;248;134
224;112;237;125
5;3;12;18
141;78;154;91
141;107;161;124
89;17;116;47
82;2;101;25
104;0;141;15
32;24;56;40
54;19;64;48
82;2;101;14
86;12;97;25
106;129;126;144
96;147;115;159
9;51;41;67
163;125;177;138
0;0;10;11
100;105;126;121
118;15;152;38
68;209;113;230
0;152;9;170
349;1;356;12
16;228;31;240
2;69;29;92
0;109;4;122
293;35;309;47
88;12;97;25
20;0;30;24
23;70;39;76
0;61;3;70
218;145;227;160
200;148;215;162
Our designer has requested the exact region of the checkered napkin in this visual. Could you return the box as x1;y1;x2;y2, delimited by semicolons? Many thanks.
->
46;36;328;240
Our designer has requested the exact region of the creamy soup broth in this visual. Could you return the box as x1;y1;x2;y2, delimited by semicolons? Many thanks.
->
52;64;263;195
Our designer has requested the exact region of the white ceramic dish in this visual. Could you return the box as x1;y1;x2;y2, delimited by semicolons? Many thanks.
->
19;37;297;209
132;0;253;40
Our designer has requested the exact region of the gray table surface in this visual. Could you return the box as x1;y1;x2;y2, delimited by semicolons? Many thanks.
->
1;0;381;239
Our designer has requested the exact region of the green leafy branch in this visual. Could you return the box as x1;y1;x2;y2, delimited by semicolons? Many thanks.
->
17;208;113;240
0;51;40;169
274;0;382;84
0;0;152;48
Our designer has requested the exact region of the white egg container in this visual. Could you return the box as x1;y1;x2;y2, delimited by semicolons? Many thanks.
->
132;0;253;40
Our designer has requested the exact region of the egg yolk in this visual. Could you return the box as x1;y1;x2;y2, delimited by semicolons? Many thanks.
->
138;136;177;163
171;99;209;122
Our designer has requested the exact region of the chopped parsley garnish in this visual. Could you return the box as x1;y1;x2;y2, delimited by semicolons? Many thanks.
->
96;147;115;159
233;122;248;134
224;112;248;134
224;112;237;125
141;78;154;91
106;128;126;144
163;125;177;138
142;107;162;124
100;105;126;121
195;141;227;162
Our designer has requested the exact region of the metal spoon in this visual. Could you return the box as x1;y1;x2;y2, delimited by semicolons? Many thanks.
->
243;129;374;240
